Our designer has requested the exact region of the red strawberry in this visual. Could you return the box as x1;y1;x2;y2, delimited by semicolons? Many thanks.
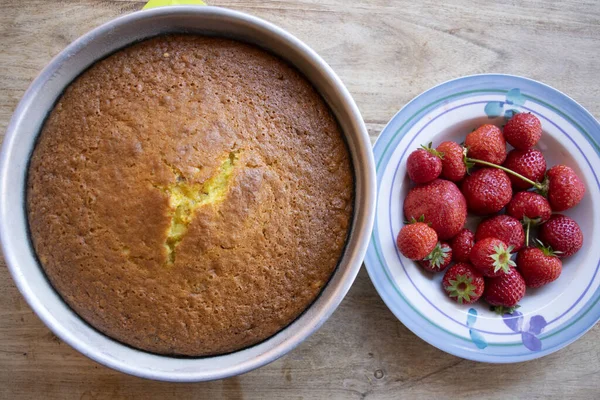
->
506;191;552;225
517;244;562;288
407;144;443;184
403;179;467;240
396;222;438;260
538;214;583;258
504;112;542;150
465;124;507;164
461;168;512;215
484;267;526;312
436;141;466;182
475;215;525;251
502;149;546;191
419;242;452;272
450;228;475;263
543;165;585;211
470;237;516;277
442;263;485;304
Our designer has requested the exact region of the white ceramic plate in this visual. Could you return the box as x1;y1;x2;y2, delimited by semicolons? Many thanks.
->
365;74;600;363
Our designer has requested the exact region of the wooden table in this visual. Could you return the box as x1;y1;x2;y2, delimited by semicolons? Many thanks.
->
1;1;599;398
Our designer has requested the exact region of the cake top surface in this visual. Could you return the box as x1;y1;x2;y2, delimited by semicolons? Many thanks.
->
27;35;354;356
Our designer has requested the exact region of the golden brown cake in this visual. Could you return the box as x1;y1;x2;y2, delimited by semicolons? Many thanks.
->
26;35;353;356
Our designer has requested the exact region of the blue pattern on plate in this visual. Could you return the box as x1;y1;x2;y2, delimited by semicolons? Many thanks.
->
467;309;488;349
484;88;526;119
503;312;548;352
484;101;504;118
506;88;526;106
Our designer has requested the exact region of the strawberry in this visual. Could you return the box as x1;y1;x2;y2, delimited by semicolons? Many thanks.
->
396;222;438;260
465;124;507;164
442;263;485;304
470;237;516;277
503;112;542;150
436;141;466;182
407;144;443;184
506;191;552;225
538;214;583;258
475;215;525;251
484;267;526;312
517;243;562;288
419;242;452;272
450;228;475;263
403;179;467;240
461;168;512;215
543;165;585;212
502;149;546;191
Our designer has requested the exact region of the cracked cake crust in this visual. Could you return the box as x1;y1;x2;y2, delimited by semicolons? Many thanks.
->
26;35;354;356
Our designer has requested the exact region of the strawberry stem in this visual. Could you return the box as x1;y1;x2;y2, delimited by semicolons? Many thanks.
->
525;220;531;247
466;157;543;190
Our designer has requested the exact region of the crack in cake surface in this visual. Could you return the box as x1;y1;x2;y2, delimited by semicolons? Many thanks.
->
158;151;240;265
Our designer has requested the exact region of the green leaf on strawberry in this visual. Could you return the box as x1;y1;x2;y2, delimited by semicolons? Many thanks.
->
445;274;479;304
489;244;516;274
535;239;562;257
536;175;550;197
421;142;444;160
462;146;476;173
422;242;451;269
491;305;521;315
404;214;427;225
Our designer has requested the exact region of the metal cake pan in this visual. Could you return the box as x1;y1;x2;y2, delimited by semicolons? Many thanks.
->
0;6;376;381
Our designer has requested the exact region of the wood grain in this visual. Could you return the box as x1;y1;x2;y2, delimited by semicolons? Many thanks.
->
1;0;599;398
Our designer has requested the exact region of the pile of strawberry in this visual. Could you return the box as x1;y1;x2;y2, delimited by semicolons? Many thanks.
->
397;113;585;314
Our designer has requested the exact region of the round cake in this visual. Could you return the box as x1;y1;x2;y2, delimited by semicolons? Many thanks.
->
27;35;354;356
